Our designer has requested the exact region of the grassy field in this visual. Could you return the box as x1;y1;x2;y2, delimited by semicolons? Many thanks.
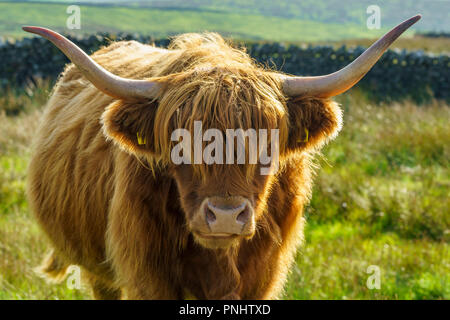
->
284;92;449;299
0;1;397;41
0;81;448;299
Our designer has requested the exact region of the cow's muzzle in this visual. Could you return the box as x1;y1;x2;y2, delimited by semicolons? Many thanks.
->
190;196;255;248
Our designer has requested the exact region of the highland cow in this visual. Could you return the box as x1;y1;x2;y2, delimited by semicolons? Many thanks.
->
24;15;420;299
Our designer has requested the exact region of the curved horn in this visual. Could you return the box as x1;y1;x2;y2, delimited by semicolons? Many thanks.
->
282;15;421;98
22;26;160;100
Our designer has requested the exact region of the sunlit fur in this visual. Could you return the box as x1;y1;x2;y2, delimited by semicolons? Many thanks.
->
27;33;342;299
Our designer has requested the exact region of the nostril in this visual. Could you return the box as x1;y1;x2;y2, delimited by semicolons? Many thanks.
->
205;208;216;224
236;207;249;224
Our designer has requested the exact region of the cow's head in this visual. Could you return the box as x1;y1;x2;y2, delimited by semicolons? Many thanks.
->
24;15;420;249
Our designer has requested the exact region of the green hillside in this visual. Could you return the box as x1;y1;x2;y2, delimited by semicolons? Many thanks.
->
0;1;426;41
14;0;450;32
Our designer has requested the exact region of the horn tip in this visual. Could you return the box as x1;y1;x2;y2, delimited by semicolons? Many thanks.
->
411;14;422;23
402;14;421;30
22;26;62;41
22;26;44;35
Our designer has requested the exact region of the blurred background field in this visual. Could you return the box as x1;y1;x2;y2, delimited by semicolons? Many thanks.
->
0;0;449;299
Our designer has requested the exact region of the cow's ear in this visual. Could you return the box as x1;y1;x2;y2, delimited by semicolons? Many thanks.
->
285;97;342;152
101;100;159;156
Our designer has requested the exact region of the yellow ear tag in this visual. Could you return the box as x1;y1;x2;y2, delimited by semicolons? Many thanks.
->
297;128;309;143
137;132;147;145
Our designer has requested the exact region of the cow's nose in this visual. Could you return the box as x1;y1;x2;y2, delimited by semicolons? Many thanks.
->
205;200;252;235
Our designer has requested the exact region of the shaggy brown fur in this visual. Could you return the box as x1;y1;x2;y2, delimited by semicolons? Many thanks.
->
27;33;342;299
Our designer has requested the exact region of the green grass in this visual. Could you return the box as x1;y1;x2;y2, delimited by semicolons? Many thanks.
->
0;84;448;299
0;2;394;41
285;225;448;299
283;92;449;299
